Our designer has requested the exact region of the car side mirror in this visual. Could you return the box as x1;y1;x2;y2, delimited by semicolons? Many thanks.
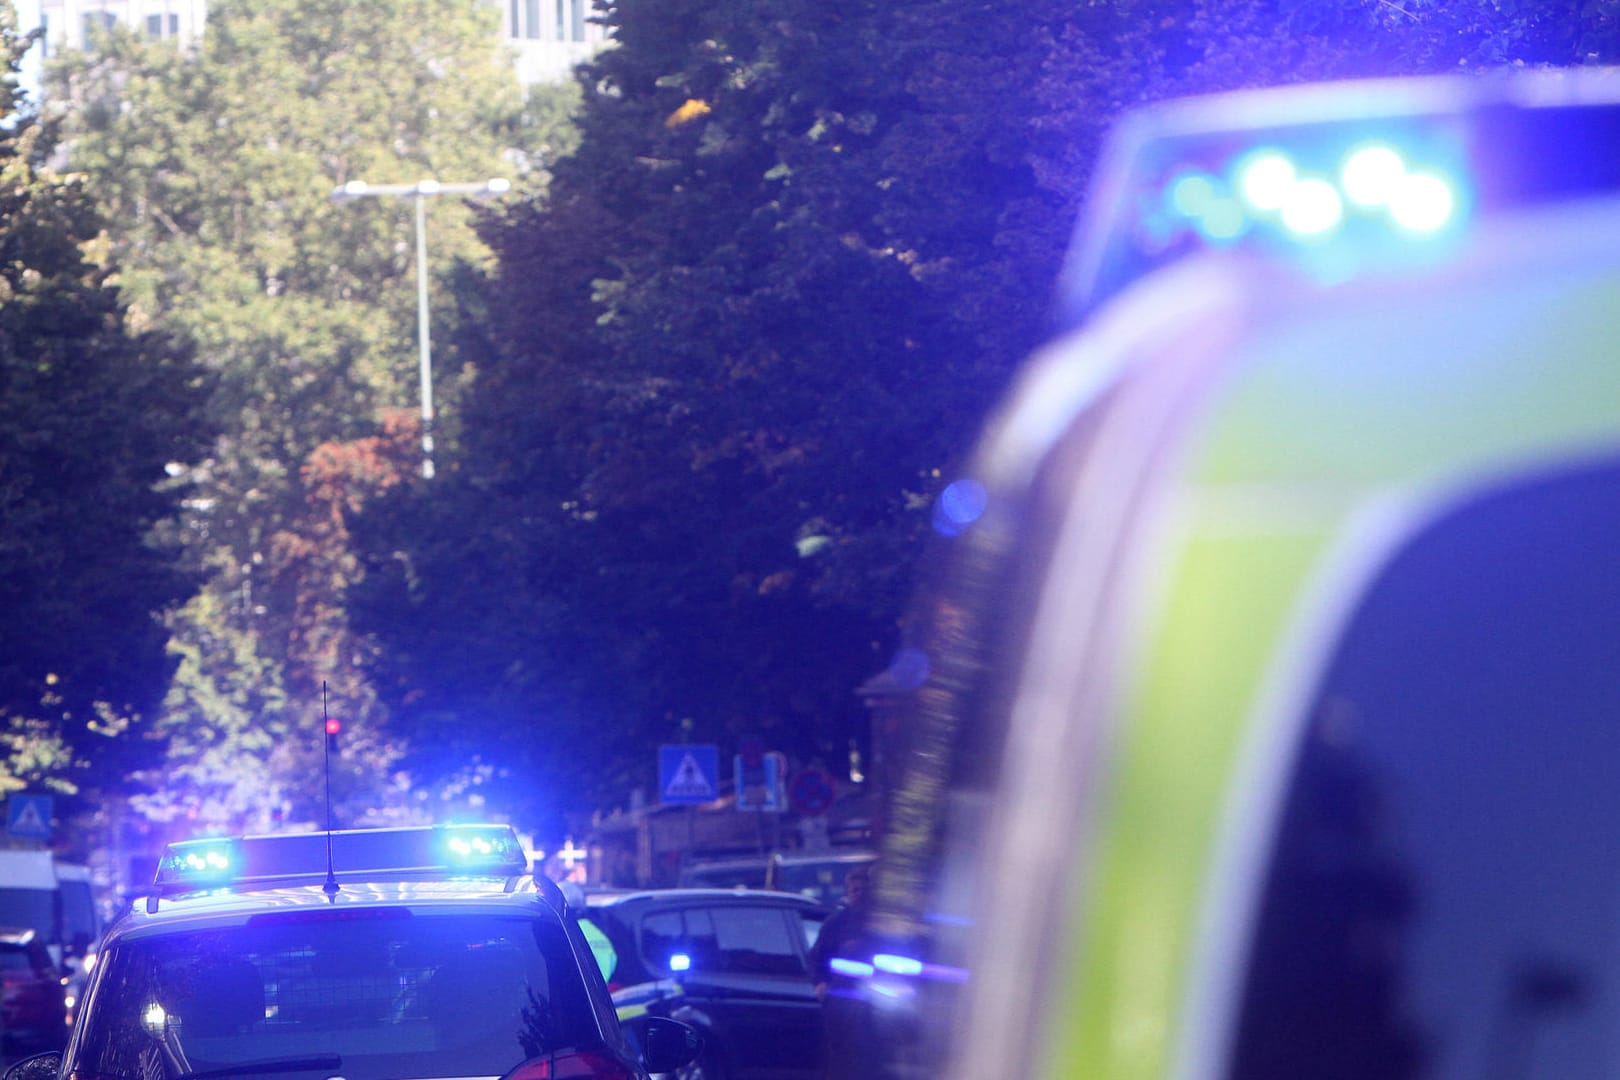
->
4;1052;62;1080
628;1015;701;1074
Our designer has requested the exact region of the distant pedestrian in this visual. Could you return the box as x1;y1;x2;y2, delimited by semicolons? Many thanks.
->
808;864;874;1079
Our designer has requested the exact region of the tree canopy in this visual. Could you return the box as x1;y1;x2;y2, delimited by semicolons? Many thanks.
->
352;0;1620;824
42;0;539;834
17;0;1620;851
0;3;212;811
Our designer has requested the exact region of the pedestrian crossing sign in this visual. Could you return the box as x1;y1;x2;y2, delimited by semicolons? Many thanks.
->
6;793;52;840
660;744;720;805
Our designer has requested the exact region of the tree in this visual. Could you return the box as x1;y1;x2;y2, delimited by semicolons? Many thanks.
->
44;0;533;833
356;0;1620;823
0;2;212;808
357;0;1100;811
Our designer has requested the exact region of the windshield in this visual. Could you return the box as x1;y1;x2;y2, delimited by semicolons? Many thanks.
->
73;910;600;1080
774;860;871;905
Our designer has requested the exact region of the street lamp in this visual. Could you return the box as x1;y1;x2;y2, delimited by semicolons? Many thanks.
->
330;177;512;478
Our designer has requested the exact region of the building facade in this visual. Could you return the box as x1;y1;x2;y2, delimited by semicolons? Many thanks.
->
32;0;608;85
36;0;207;57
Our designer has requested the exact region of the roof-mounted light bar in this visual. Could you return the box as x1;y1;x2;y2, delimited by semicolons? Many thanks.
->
153;824;528;896
1061;67;1620;320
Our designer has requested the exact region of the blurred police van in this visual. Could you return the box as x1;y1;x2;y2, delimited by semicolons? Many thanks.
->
866;68;1620;1080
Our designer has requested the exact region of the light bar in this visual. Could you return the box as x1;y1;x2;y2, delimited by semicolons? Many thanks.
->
159;840;239;886
1163;138;1462;248
1052;69;1620;317
154;824;528;895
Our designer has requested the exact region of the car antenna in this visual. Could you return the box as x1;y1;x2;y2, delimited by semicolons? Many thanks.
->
322;681;340;901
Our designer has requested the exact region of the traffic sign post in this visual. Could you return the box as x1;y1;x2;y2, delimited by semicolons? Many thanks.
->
6;793;53;841
735;751;784;812
788;768;837;817
659;744;720;805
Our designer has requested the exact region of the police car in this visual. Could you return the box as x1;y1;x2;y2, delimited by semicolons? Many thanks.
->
3;825;698;1080
859;67;1620;1080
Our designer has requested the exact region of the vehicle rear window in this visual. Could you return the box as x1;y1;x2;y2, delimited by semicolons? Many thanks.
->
1229;459;1620;1079
74;911;599;1080
639;906;807;977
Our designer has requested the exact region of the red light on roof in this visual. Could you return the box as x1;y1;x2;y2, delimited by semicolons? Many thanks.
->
325;717;341;735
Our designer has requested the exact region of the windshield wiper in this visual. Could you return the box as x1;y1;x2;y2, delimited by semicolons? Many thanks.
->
173;1055;343;1080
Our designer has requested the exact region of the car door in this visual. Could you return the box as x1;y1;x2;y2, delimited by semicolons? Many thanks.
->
654;902;822;1080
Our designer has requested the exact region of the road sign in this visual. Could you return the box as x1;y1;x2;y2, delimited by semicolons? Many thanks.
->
660;744;720;805
736;751;785;812
6;793;52;840
788;767;837;816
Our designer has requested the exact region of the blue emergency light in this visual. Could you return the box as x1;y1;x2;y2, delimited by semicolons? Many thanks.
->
1158;137;1464;247
154;823;528;895
1062;67;1620;318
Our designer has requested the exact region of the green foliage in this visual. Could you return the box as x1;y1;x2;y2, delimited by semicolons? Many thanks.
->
28;0;1620;839
358;0;1090;809
354;0;1620;822
0;3;212;805
43;0;534;832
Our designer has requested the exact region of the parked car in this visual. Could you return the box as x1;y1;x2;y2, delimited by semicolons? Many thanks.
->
675;857;769;891
0;928;66;1060
769;850;875;906
50;863;102;1030
677;849;876;906
582;889;829;1080
3;825;698;1080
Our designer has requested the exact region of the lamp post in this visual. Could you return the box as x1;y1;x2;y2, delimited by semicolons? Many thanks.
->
330;177;511;478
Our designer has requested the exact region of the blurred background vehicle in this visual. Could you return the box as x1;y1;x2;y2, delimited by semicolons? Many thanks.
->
858;67;1620;1080
676;857;770;892
0;929;66;1062
770;851;876;907
48;863;100;1031
677;850;876;907
0;851;102;1057
583;888;828;1080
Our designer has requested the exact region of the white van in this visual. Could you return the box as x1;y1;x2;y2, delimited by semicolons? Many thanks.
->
0;852;103;966
0;851;57;943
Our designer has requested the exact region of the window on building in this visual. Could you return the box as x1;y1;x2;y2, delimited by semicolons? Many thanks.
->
511;0;541;39
145;13;179;39
82;10;117;50
556;0;586;41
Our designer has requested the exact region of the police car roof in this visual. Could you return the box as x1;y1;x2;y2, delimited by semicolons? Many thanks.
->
114;876;567;938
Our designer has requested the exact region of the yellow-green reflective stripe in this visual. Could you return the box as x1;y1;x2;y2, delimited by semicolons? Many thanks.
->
1052;526;1330;1079
1048;259;1620;1079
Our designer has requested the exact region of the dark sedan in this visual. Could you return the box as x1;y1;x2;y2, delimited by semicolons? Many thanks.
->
0;928;66;1061
582;889;828;1080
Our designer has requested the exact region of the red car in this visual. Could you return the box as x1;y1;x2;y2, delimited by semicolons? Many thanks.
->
0;928;66;1060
